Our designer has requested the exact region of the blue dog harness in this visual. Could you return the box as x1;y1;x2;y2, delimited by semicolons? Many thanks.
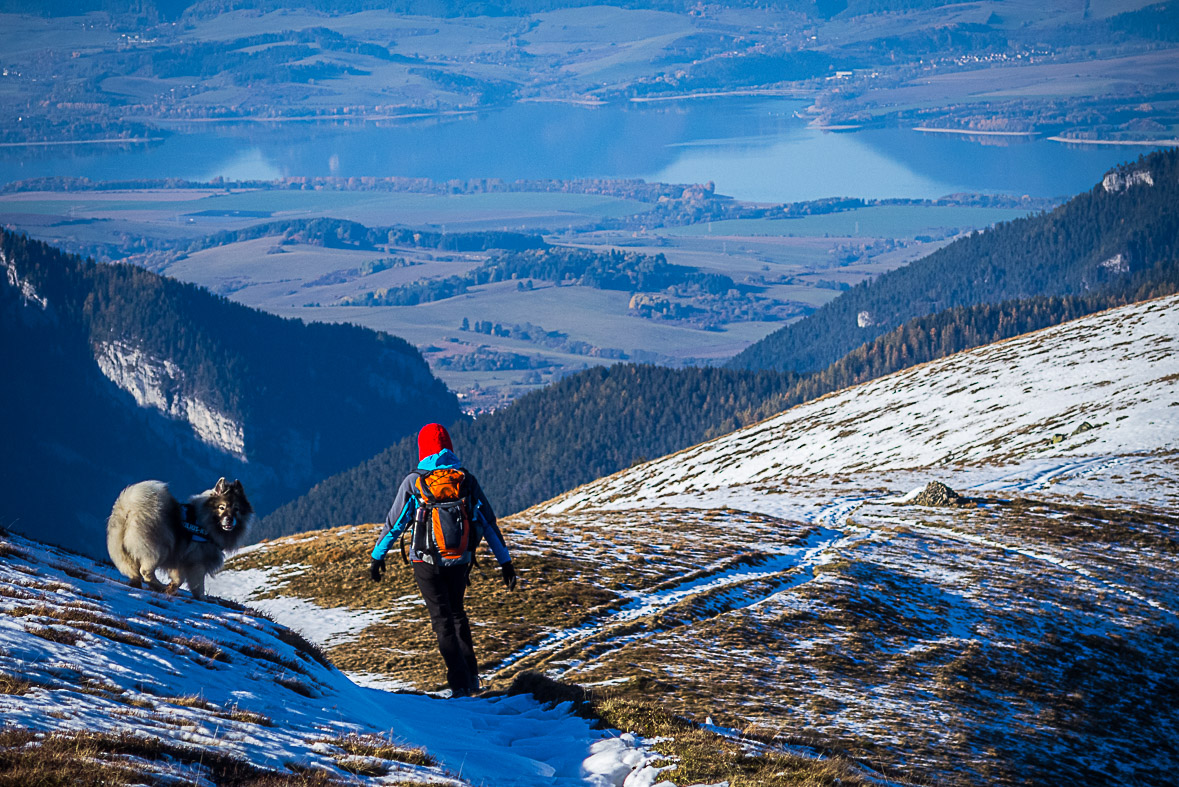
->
180;504;210;543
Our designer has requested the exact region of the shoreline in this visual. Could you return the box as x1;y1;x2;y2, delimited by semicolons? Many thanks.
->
913;126;1037;137
1047;135;1179;147
519;97;606;107
628;88;810;103
140;109;480;125
0;137;163;148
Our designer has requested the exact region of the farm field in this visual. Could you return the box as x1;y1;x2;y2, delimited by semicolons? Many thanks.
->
664;205;1035;239
0;188;654;232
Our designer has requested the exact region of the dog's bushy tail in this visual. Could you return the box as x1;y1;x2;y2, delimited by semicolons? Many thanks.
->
106;481;176;580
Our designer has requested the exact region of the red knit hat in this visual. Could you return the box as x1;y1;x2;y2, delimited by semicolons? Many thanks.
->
417;423;453;461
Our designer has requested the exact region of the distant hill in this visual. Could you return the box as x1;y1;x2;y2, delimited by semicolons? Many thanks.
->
0;229;461;555
729;147;1179;373
0;0;965;21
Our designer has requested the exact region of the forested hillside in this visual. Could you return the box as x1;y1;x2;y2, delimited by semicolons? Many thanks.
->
0;230;460;555
259;285;1175;539
730;147;1179;373
254;364;798;539
739;288;1177;424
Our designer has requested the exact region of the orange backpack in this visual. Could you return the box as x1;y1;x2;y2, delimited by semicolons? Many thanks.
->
408;468;474;566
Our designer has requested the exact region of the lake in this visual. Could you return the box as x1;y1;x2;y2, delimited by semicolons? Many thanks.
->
0;97;1160;202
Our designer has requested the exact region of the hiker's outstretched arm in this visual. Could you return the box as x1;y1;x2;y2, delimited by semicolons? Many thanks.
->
371;475;417;561
468;474;510;565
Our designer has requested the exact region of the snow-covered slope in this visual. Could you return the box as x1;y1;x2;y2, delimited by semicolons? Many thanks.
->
544;294;1179;515
0;530;670;786
206;295;1179;786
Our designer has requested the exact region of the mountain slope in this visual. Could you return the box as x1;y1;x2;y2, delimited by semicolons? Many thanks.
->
0;528;681;786
554;294;1179;509
0;527;894;787
0;229;461;555
222;295;1179;786
729;147;1179;373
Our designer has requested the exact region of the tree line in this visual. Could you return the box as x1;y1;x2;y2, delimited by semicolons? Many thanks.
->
337;247;735;307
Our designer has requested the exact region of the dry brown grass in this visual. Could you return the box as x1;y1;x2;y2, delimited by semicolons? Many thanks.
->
227;499;1178;786
236;644;307;674
0;728;350;786
26;626;85;646
507;672;886;787
0;674;35;695
324;732;436;767
276;676;316;698
6;604;156;648
230;512;816;691
231;522;620;691
167;635;231;663
996;497;1179;553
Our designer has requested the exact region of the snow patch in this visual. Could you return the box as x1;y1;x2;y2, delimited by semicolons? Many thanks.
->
209;566;387;648
94;339;246;458
582;734;674;787
545;295;1179;514
1099;253;1128;274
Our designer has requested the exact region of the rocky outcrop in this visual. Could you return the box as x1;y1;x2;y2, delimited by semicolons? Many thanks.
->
93;340;246;459
1102;169;1154;193
1099;253;1129;274
2;250;49;311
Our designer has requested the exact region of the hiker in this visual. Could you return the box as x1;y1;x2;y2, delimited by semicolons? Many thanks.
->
368;423;516;698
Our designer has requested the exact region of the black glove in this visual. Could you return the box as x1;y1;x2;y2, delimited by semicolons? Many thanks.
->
500;561;517;591
369;557;385;582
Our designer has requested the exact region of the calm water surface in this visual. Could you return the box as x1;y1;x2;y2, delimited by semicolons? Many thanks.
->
0;98;1159;202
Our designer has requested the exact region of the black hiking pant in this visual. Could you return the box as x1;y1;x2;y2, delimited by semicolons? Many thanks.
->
412;561;478;694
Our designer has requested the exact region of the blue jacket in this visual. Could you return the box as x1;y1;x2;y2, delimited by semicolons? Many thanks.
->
370;449;510;565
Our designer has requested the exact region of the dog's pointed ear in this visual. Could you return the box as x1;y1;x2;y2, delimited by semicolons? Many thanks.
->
214;477;228;494
232;479;243;491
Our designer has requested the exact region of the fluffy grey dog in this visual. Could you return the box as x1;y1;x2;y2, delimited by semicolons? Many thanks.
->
106;477;252;600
